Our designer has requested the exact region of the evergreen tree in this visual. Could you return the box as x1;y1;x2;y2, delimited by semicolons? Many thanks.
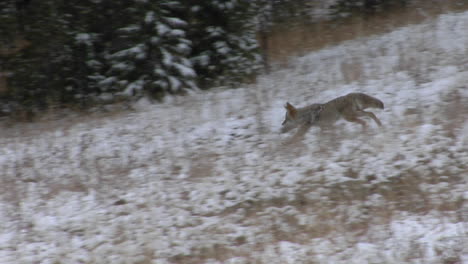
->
184;0;261;88
2;0;73;109
103;1;196;99
1;0;262;112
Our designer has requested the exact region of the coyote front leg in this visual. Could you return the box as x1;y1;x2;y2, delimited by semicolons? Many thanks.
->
343;114;367;130
283;123;312;144
358;110;382;127
293;124;312;140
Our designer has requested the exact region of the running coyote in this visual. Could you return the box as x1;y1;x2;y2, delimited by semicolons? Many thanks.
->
281;92;384;137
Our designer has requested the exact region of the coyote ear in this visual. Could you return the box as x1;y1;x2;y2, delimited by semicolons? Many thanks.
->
284;102;297;117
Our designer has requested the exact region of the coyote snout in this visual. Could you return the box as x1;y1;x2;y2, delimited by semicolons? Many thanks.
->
281;92;384;138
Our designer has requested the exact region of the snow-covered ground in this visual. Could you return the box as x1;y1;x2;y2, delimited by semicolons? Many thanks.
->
1;10;468;264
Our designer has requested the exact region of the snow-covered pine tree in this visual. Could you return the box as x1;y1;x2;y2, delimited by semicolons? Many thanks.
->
95;0;262;97
183;0;261;88
102;1;197;99
1;0;122;109
2;0;264;112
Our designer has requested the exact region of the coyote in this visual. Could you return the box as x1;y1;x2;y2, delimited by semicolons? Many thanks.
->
281;92;384;138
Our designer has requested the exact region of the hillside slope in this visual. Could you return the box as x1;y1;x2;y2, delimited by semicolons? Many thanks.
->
1;10;467;264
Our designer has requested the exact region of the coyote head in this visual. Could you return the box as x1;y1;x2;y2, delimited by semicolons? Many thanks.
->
373;99;384;109
281;102;322;133
281;102;297;133
361;94;384;109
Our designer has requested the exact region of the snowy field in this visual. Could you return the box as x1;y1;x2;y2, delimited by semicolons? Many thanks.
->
1;10;468;264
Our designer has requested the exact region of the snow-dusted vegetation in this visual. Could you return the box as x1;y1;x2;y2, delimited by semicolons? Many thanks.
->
0;0;261;113
1;9;467;264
